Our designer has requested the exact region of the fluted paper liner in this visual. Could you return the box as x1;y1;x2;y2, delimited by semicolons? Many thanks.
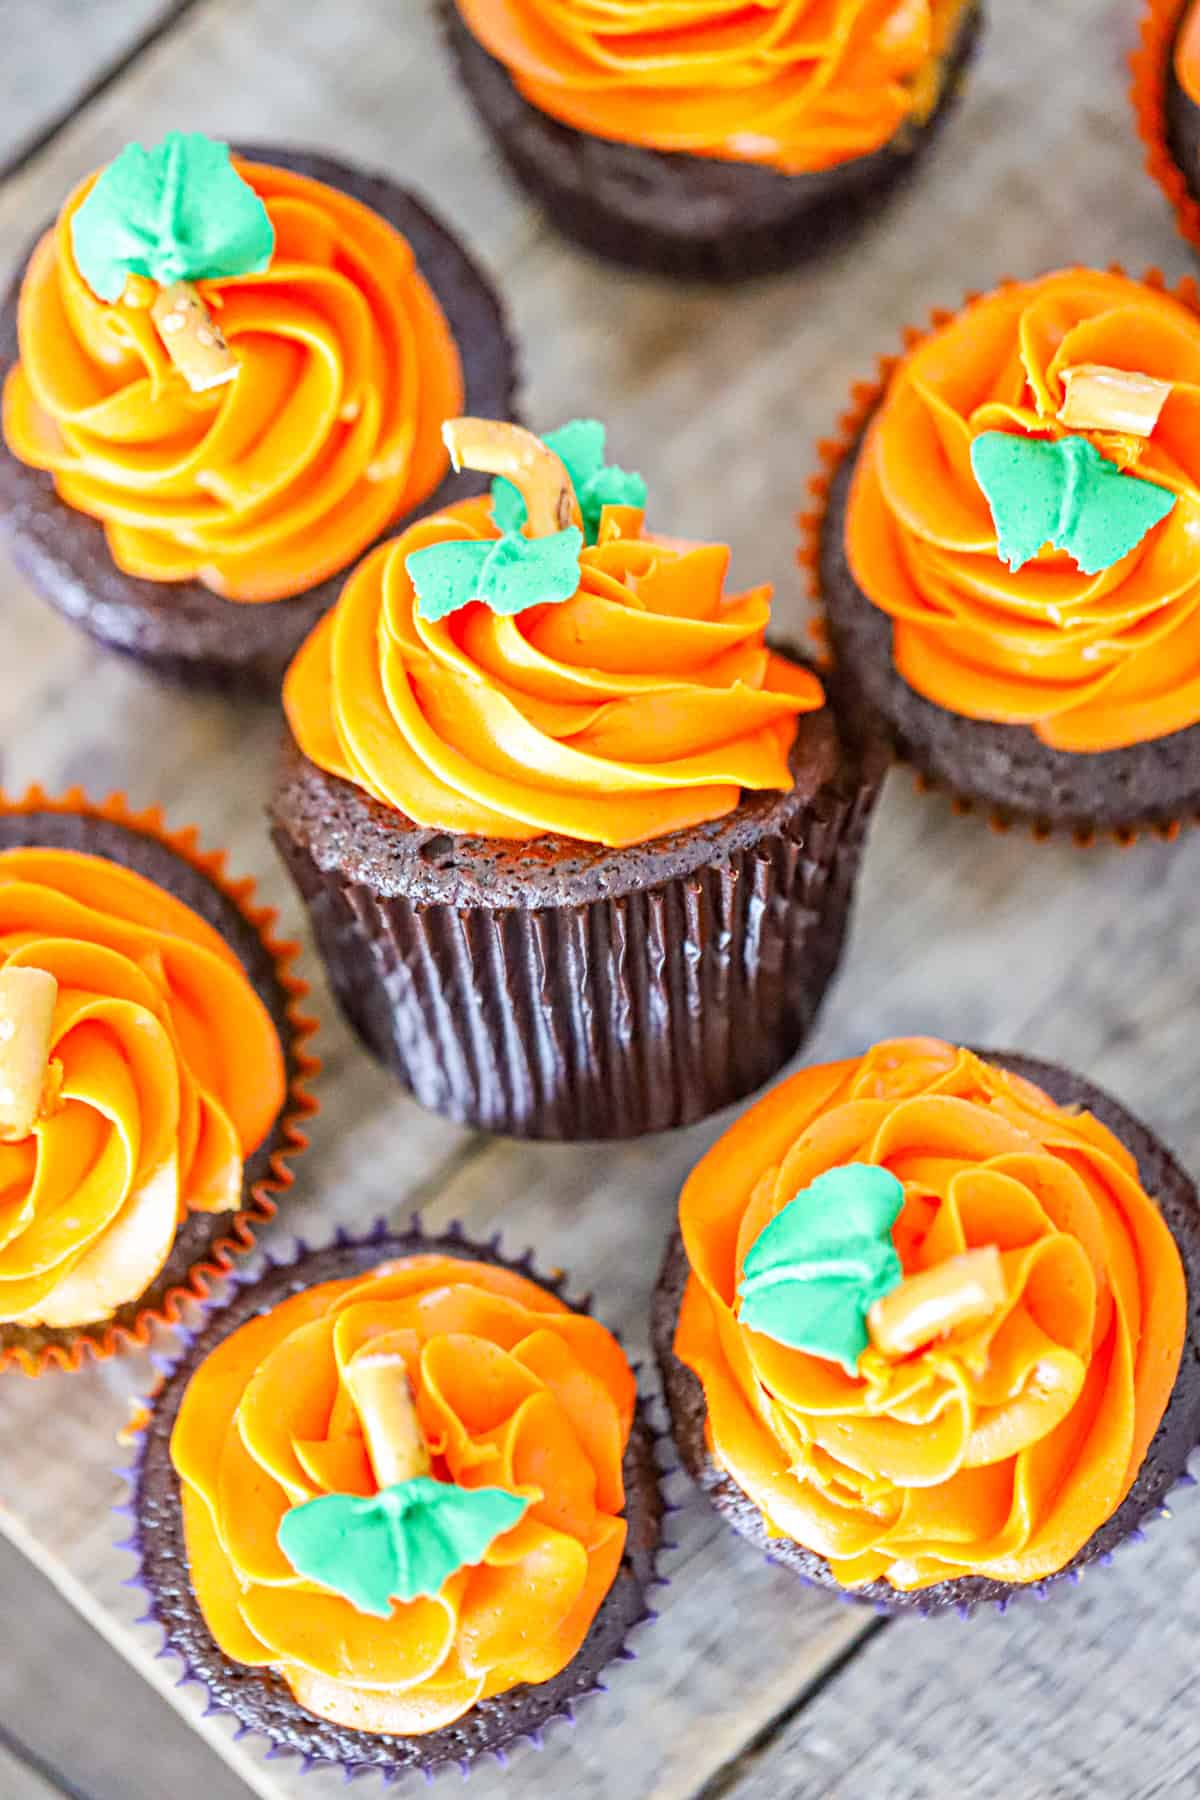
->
0;786;318;1375
273;738;881;1142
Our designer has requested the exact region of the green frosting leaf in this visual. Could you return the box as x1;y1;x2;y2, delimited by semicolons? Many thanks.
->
970;432;1177;576
276;1477;528;1618
407;526;583;622
71;131;275;303
492;418;647;545
737;1164;905;1375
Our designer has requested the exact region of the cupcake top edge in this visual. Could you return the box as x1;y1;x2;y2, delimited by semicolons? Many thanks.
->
168;1248;639;1736
282;413;826;850
453;0;975;174
673;1034;1189;1593
2;129;466;604
0;813;286;1334
840;266;1200;754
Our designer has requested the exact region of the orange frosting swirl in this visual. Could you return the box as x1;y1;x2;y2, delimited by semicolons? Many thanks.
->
1176;0;1200;109
283;494;822;847
843;269;1200;752
673;1038;1187;1591
0;848;285;1328
454;0;967;173
2;158;464;603
171;1254;636;1733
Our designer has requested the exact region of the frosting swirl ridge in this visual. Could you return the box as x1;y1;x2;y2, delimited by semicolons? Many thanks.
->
0;848;284;1327
454;0;966;173
2;157;464;602
283;494;822;847
673;1038;1186;1590
844;269;1200;751
171;1254;636;1733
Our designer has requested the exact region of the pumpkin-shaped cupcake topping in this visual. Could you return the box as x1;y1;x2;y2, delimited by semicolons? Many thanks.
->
3;131;464;603
283;415;824;847
843;269;1200;754
670;1038;1188;1592
171;1252;640;1733
0;844;285;1331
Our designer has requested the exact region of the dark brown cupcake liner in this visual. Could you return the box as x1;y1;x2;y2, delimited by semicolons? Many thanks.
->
798;270;1200;845
0;785;318;1376
439;0;984;282
122;1219;667;1781
0;145;520;694
652;1050;1200;1619
270;688;885;1141
1133;0;1200;253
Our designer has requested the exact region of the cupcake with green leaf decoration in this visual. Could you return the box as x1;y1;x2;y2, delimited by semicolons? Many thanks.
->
129;1223;662;1777
0;130;516;689
655;1036;1200;1615
272;414;884;1140
805;266;1200;842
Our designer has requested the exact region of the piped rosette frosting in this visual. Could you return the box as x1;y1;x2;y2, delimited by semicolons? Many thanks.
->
673;1038;1187;1591
283;416;822;848
454;0;969;173
844;268;1200;752
3;137;464;602
0;848;284;1328
170;1254;637;1733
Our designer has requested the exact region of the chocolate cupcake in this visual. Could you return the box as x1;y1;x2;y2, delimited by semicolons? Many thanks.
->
0;787;314;1375
1134;1;1200;251
129;1225;663;1779
441;0;983;281
0;131;517;691
272;415;882;1140
654;1036;1200;1616
807;267;1200;841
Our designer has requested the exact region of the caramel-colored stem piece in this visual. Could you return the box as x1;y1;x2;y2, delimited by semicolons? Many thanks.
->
867;1247;1006;1358
151;281;238;393
442;417;582;536
0;968;59;1143
343;1352;432;1488
1058;364;1172;439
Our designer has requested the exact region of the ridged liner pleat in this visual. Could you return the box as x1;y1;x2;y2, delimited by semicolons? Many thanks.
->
277;772;876;1141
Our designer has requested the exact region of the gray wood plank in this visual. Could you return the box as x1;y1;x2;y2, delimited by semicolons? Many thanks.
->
0;1;193;175
724;1477;1200;1800
0;1536;252;1800
0;1741;63;1800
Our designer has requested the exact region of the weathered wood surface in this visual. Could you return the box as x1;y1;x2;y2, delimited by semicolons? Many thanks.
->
0;0;192;175
0;1742;60;1800
0;1534;253;1800
2;0;1199;1797
731;1480;1200;1800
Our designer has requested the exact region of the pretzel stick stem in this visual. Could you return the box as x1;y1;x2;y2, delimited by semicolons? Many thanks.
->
442;417;582;536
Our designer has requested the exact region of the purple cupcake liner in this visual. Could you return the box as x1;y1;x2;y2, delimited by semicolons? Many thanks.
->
119;1216;669;1784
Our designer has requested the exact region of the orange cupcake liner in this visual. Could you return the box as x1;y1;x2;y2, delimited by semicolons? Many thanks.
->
796;264;1200;851
1132;0;1200;254
0;785;319;1377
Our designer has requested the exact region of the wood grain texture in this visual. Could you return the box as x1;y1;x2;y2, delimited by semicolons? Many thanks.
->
0;0;193;175
0;1536;253;1800
726;1478;1200;1800
0;0;1198;1797
0;1743;62;1800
